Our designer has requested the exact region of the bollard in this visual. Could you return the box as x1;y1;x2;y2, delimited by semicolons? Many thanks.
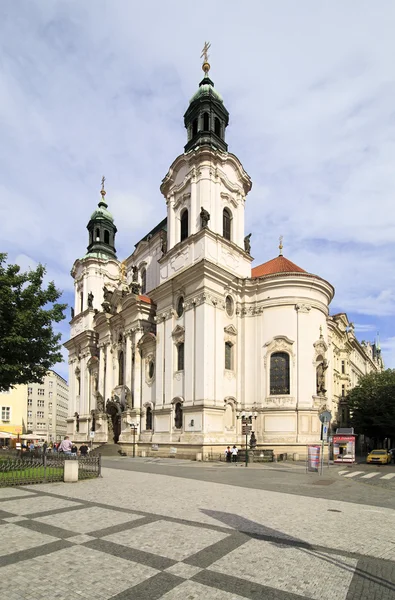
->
64;460;78;483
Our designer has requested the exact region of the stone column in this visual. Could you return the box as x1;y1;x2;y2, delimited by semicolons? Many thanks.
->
125;332;132;390
98;344;105;398
134;328;144;412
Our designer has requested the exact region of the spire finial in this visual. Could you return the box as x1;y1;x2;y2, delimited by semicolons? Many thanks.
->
201;41;211;75
279;235;283;256
101;175;106;197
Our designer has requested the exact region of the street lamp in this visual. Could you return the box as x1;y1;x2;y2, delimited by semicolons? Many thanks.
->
129;423;137;458
237;411;257;467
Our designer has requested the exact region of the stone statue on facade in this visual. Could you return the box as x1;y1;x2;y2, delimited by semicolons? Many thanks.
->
95;391;105;413
316;359;328;395
160;231;167;254
70;307;75;319
87;292;94;308
244;233;252;254
200;207;210;228
132;266;138;282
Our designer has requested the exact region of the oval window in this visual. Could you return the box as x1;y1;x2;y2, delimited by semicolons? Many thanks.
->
148;360;155;379
225;295;234;317
176;296;184;318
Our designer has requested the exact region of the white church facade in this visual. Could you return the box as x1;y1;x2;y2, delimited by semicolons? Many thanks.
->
65;56;383;458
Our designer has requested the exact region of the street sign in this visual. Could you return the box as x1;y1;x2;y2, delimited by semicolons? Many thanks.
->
89;431;95;439
319;410;332;424
321;423;329;442
242;425;252;435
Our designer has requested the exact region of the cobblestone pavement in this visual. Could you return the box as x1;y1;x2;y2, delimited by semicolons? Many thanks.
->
1;466;395;599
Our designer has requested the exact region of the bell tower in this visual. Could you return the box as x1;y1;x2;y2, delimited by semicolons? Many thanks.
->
86;176;117;259
160;44;252;280
184;42;229;153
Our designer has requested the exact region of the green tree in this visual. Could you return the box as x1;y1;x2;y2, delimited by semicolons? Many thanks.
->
0;254;67;391
347;369;395;442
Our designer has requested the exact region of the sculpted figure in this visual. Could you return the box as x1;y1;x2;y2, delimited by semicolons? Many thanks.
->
200;207;210;228
87;292;94;308
244;233;252;254
316;359;328;395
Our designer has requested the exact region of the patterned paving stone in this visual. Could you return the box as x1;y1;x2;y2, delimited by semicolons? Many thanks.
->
67;534;96;544
0;546;158;600
103;519;229;561
208;539;357;600
0;488;37;500
0;522;59;556
164;562;203;579
0;496;81;516
33;505;143;534
160;579;250;599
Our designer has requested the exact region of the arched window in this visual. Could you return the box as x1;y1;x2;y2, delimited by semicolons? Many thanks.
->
203;112;209;131
80;292;84;312
146;407;152;430
104;230;110;244
214;117;221;137
223;208;232;241
118;351;124;385
270;352;290;395
225;342;233;370
174;402;183;429
141;268;146;295
95;228;100;241
177;343;185;371
180;209;188;242
192;119;198;136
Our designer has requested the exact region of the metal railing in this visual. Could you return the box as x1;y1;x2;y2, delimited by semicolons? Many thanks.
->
0;452;101;487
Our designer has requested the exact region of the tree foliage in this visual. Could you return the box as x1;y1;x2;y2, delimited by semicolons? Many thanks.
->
0;254;67;391
347;369;395;441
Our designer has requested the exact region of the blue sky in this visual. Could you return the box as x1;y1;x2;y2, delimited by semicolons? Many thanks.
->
1;1;395;380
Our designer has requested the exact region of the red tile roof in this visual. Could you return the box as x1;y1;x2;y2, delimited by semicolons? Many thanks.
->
251;255;307;278
138;295;155;305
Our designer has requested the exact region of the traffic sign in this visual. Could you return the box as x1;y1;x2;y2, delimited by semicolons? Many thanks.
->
89;431;95;438
319;410;332;424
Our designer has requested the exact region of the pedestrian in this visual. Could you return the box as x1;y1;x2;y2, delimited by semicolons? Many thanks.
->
231;445;238;463
42;441;48;454
225;446;232;462
58;436;73;455
79;442;89;456
71;443;78;457
29;442;35;452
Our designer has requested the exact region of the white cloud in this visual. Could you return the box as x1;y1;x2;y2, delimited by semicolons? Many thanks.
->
1;0;395;368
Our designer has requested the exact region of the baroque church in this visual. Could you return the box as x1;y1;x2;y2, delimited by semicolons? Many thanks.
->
65;51;383;458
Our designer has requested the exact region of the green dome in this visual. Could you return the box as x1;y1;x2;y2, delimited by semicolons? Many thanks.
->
189;76;223;104
90;201;114;223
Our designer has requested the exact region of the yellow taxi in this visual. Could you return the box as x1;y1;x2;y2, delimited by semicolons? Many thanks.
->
366;449;392;465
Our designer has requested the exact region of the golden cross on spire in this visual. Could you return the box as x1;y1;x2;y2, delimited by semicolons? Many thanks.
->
101;175;106;196
201;41;211;74
279;235;283;256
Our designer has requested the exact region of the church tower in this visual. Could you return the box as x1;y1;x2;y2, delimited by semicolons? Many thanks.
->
159;44;252;281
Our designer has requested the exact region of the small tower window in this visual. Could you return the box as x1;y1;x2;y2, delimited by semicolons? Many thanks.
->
177;343;185;371
223;208;232;241
80;292;84;312
141;268;147;295
104;230;110;244
225;342;233;370
180;209;189;242
214;117;221;137
95;228;100;241
203;112;209;131
146;406;152;430
192;119;198;136
118;351;124;385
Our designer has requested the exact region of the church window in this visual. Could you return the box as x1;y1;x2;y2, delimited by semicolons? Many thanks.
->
176;296;184;318
225;342;233;370
225;295;234;317
341;360;345;374
118;351;124;385
341;384;345;397
223;208;232;241
95;228;100;241
174;402;183;429
80;292;84;312
177;343;185;371
203;112;209;131
180;209;189;242
148;360;155;379
146;406;152;430
270;352;290;395
214;117;221;137
141;268;147;294
104;230;110;244
192;118;198;136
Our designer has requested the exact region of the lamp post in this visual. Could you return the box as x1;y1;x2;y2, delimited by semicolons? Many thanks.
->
129;423;137;458
237;411;257;467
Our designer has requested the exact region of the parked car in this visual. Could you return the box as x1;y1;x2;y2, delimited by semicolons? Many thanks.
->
366;449;392;465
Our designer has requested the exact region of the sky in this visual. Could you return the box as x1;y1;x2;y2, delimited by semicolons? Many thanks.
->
1;0;395;380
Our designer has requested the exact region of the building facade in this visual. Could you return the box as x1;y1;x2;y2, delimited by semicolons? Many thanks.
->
27;370;69;441
65;57;383;457
0;386;26;439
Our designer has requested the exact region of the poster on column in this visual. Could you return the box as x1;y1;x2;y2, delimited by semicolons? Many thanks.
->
307;444;321;472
